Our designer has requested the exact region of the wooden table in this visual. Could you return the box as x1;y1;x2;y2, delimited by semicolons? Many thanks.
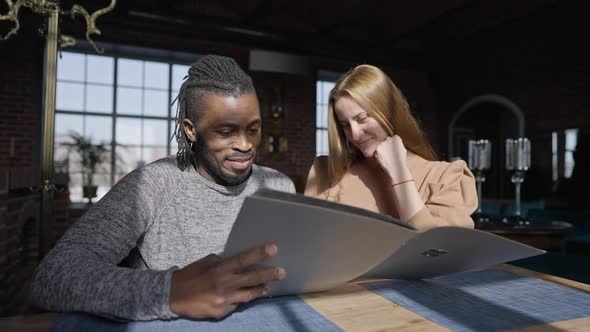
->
2;264;589;332
477;221;575;251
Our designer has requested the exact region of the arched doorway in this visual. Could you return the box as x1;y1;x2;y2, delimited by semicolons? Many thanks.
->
448;94;524;198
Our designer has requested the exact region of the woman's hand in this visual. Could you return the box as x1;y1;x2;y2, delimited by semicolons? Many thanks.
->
375;135;424;222
374;135;411;185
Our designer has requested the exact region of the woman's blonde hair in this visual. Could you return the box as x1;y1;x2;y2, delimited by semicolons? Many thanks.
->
327;64;436;184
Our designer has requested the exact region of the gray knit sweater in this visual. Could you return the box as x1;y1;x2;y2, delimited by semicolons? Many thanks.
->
30;157;295;321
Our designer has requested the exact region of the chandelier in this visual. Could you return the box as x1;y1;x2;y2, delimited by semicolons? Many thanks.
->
1;0;117;52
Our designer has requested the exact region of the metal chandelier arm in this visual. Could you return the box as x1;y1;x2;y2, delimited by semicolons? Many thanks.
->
0;0;117;52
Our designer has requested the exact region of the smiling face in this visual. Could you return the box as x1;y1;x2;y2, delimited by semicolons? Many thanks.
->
183;92;261;186
334;96;389;158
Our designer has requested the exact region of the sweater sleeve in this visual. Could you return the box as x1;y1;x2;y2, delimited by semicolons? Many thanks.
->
408;160;478;230
30;165;180;321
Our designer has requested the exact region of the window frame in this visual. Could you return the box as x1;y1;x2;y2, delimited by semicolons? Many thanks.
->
54;43;199;202
315;70;342;156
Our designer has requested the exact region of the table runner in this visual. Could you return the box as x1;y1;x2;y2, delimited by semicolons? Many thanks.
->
51;295;342;332
362;269;590;331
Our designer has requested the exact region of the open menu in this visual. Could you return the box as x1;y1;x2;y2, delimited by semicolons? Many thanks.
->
223;189;545;296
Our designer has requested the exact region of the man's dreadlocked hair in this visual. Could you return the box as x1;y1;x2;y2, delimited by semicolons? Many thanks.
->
172;55;256;171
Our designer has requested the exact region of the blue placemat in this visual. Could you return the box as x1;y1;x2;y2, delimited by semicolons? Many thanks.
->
51;295;342;332
362;269;590;332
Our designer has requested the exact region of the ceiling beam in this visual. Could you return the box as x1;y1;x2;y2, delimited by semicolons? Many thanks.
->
243;0;274;25
394;0;559;50
101;8;427;69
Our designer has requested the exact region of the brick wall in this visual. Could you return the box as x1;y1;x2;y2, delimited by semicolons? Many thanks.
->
0;14;45;315
252;72;317;192
0;175;41;315
0;19;43;170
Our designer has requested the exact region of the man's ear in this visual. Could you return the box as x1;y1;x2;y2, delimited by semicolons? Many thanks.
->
182;118;197;143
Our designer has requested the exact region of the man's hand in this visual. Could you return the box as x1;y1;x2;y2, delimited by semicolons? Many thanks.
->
169;243;286;319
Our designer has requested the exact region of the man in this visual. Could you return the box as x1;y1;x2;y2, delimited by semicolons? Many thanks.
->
30;55;295;321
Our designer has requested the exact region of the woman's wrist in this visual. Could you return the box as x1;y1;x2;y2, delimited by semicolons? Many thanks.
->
388;165;412;186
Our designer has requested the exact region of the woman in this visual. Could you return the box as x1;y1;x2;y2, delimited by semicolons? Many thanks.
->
305;65;477;230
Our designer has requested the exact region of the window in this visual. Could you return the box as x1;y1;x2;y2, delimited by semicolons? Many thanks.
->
54;51;192;202
564;128;578;178
552;128;579;182
316;71;341;156
315;80;332;156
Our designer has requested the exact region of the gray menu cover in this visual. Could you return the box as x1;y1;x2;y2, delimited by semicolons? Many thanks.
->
223;190;545;296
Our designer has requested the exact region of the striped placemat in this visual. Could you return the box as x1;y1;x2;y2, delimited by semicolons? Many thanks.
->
362;269;590;331
51;295;342;332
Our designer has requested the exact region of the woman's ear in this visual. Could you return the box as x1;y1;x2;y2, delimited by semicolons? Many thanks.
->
182;118;197;143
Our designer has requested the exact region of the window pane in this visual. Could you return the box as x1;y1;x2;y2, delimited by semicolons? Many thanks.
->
68;173;83;202
145;61;169;89
565;151;575;178
85;115;112;144
144;90;169;117
54;114;83;162
92;161;112;182
552;131;558;182
55;113;83;143
57;52;84;82
170;90;180;105
116;118;142;145
56;82;84;111
316;130;321;155
116;146;142;175
143;119;168;146
86;84;113;113
86;55;114;84
94;173;111;202
170;120;178;153
565;128;579;150
116;87;142;115
316;82;322;104
142;146;167;164
316;106;323;129
118;58;143;87
172;64;190;91
323;82;335;99
322;129;329;155
316;129;329;156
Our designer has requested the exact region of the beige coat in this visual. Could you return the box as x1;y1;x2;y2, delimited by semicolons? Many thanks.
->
304;152;478;230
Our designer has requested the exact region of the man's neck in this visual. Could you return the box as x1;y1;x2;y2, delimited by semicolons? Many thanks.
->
195;162;218;184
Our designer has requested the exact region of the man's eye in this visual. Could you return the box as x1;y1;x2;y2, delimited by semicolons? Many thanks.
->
218;130;234;136
249;127;260;134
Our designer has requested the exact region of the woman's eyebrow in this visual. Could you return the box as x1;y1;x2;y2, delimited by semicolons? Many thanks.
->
338;112;367;124
352;112;368;120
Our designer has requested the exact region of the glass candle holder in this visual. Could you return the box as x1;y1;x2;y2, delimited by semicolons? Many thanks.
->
505;138;531;225
468;139;493;225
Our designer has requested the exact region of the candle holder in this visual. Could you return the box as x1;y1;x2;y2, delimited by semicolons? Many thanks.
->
504;138;531;226
468;139;494;225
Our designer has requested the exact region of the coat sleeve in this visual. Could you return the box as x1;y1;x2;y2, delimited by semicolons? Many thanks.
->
408;160;478;230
